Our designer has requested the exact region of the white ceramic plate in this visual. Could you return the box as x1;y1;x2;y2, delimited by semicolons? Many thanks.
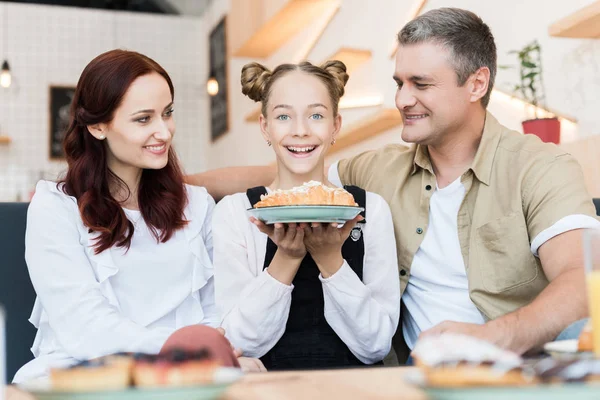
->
543;339;579;354
247;205;364;224
19;367;243;400
403;368;600;400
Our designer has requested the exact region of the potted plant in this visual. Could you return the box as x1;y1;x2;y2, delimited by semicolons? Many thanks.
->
506;40;560;144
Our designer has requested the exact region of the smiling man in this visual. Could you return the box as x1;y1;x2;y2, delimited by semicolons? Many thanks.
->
327;7;600;362
187;7;600;364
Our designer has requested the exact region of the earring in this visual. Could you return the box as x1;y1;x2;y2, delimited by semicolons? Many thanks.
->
267;140;272;147
98;135;105;140
331;138;336;145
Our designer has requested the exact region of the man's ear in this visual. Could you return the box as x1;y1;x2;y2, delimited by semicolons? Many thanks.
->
469;67;490;104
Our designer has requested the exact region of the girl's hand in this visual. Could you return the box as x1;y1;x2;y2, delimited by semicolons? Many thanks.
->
303;215;363;278
250;218;307;260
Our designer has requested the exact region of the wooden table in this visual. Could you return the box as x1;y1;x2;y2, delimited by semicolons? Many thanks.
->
223;367;427;400
5;367;427;400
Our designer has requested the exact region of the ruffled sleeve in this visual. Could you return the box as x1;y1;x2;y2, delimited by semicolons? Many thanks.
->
181;185;217;327
25;181;172;361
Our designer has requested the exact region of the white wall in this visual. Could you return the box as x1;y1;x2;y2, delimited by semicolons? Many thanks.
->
0;2;208;201
201;0;600;171
1;0;597;201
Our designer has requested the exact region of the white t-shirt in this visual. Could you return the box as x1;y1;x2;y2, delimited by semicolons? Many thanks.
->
402;177;485;349
13;181;217;383
328;163;600;350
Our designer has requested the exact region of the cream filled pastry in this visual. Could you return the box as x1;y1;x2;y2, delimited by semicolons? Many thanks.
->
412;333;537;387
254;181;358;208
50;354;133;392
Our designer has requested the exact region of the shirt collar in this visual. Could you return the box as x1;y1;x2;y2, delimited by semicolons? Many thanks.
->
411;111;502;186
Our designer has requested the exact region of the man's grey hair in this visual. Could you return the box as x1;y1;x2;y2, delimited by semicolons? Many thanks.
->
397;8;497;108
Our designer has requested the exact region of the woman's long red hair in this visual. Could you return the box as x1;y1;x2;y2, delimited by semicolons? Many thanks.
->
60;49;188;254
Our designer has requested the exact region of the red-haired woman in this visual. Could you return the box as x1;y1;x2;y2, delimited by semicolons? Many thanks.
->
12;50;255;383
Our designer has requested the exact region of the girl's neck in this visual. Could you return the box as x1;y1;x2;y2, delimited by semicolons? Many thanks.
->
269;164;332;190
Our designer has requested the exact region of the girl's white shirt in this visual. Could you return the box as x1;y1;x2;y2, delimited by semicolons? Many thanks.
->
213;189;401;364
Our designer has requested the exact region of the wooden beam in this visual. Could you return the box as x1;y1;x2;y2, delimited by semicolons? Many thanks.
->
330;108;403;155
292;2;341;62
491;89;578;123
549;0;600;38
325;48;372;73
245;106;262;123
0;136;11;145
233;0;339;58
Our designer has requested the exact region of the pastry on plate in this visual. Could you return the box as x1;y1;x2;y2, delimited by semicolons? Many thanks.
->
132;348;220;388
50;354;133;392
254;181;358;208
411;333;537;387
535;358;600;383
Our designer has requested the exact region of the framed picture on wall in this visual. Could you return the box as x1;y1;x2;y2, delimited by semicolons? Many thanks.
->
209;16;229;141
49;86;76;160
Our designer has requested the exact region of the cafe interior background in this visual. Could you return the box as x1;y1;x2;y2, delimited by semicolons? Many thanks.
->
0;0;598;201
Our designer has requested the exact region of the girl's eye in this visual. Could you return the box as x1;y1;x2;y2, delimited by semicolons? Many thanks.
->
276;115;290;121
136;116;150;123
164;108;175;117
310;114;323;120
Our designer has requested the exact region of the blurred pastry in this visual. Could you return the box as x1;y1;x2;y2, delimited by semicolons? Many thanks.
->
411;333;537;387
577;320;593;352
132;348;220;388
50;354;133;392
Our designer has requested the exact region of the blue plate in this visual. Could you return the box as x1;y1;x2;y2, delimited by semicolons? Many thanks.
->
247;205;364;225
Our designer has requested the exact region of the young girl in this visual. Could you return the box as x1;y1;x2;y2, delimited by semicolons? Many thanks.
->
213;60;400;370
13;50;247;383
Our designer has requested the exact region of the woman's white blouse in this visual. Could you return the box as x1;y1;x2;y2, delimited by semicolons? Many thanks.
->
13;180;217;383
213;190;401;365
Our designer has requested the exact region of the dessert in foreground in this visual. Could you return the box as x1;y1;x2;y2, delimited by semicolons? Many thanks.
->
412;333;537;387
133;348;219;387
534;358;600;383
49;348;221;391
254;180;358;208
50;354;133;392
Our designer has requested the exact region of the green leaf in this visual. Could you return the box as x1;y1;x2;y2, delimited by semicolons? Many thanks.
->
524;72;538;79
522;61;536;68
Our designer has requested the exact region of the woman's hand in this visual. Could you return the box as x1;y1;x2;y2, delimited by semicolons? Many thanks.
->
304;215;363;278
238;356;268;373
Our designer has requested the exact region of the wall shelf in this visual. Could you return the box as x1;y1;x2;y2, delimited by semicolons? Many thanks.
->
549;0;600;38
560;135;600;196
232;0;339;58
0;136;11;145
325;48;372;73
330;108;403;155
